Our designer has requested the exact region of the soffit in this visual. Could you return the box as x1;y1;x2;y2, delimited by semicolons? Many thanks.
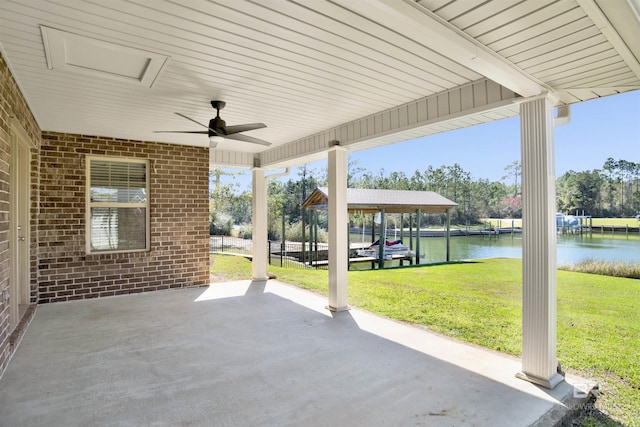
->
0;0;638;160
415;0;640;102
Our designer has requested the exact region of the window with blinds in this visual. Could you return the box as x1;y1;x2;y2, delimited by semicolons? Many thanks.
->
86;157;150;253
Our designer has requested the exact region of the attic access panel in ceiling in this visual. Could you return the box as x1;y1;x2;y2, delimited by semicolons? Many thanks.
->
40;26;169;87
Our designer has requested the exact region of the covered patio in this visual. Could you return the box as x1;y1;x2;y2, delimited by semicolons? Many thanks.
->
0;280;582;426
1;0;639;424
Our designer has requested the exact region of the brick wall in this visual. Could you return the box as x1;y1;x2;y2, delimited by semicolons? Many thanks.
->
1;51;211;377
38;133;210;303
0;52;41;374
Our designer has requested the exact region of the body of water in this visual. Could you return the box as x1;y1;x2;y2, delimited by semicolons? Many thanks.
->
350;232;640;265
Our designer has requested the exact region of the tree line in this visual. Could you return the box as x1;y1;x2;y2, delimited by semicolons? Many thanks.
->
557;158;640;217
210;157;639;238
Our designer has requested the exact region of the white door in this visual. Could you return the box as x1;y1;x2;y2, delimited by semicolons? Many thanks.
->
9;123;31;332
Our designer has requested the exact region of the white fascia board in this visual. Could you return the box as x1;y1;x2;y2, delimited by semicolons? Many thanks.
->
332;0;546;98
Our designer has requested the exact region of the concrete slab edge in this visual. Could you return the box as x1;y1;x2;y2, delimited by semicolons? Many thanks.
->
1;303;37;381
530;383;599;426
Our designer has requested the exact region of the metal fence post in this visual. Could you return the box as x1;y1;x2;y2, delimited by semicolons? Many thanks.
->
281;210;285;267
378;209;385;269
302;208;306;267
445;210;451;262
415;209;421;265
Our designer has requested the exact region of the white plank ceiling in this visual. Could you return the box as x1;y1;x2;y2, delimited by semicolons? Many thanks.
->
1;0;639;166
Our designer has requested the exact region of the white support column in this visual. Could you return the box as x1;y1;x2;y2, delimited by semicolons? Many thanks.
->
252;167;268;281
516;98;564;389
327;146;349;311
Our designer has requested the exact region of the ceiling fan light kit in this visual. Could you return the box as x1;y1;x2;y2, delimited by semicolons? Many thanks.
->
209;135;224;147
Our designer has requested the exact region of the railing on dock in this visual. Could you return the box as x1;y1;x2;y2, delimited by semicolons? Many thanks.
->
210;236;418;270
590;225;640;237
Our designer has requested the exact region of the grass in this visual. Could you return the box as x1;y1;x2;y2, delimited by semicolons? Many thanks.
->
560;259;640;279
482;218;523;228
482;217;640;228
211;255;640;426
591;218;640;227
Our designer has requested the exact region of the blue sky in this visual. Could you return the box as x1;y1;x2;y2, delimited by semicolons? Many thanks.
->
222;90;640;191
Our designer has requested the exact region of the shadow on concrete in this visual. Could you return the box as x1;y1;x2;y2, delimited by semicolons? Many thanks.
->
0;280;584;427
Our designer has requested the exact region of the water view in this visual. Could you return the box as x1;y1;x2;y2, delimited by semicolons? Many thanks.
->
351;232;640;265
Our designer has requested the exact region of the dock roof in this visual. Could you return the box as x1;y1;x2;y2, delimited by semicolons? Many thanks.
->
302;187;457;214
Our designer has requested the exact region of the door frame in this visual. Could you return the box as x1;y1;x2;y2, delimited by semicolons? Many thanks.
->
9;117;33;331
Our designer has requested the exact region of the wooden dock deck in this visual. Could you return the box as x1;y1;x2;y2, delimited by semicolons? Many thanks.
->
307;253;414;269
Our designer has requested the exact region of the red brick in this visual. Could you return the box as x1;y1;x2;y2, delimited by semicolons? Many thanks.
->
1;51;211;376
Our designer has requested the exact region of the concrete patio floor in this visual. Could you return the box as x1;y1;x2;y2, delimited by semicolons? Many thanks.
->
0;280;587;426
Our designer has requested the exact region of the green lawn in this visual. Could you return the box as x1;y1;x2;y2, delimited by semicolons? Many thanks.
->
482;217;640;228
482;218;523;228
211;255;639;425
591;217;640;227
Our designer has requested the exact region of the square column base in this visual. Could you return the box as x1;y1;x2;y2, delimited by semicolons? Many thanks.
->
326;305;351;313
251;272;277;282
516;371;565;389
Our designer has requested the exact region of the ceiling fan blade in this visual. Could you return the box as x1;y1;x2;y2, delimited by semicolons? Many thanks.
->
225;133;272;146
223;123;267;135
175;112;216;132
153;130;208;134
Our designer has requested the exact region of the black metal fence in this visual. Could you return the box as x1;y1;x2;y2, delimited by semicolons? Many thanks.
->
210;235;326;269
210;235;252;256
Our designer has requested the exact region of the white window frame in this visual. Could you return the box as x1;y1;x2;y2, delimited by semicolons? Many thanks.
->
86;155;150;254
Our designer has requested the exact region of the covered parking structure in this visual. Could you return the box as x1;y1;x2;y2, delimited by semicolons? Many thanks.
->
2;0;640;412
302;187;458;265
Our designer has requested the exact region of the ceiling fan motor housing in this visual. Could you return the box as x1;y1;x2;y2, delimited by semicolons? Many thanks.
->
209;117;226;136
